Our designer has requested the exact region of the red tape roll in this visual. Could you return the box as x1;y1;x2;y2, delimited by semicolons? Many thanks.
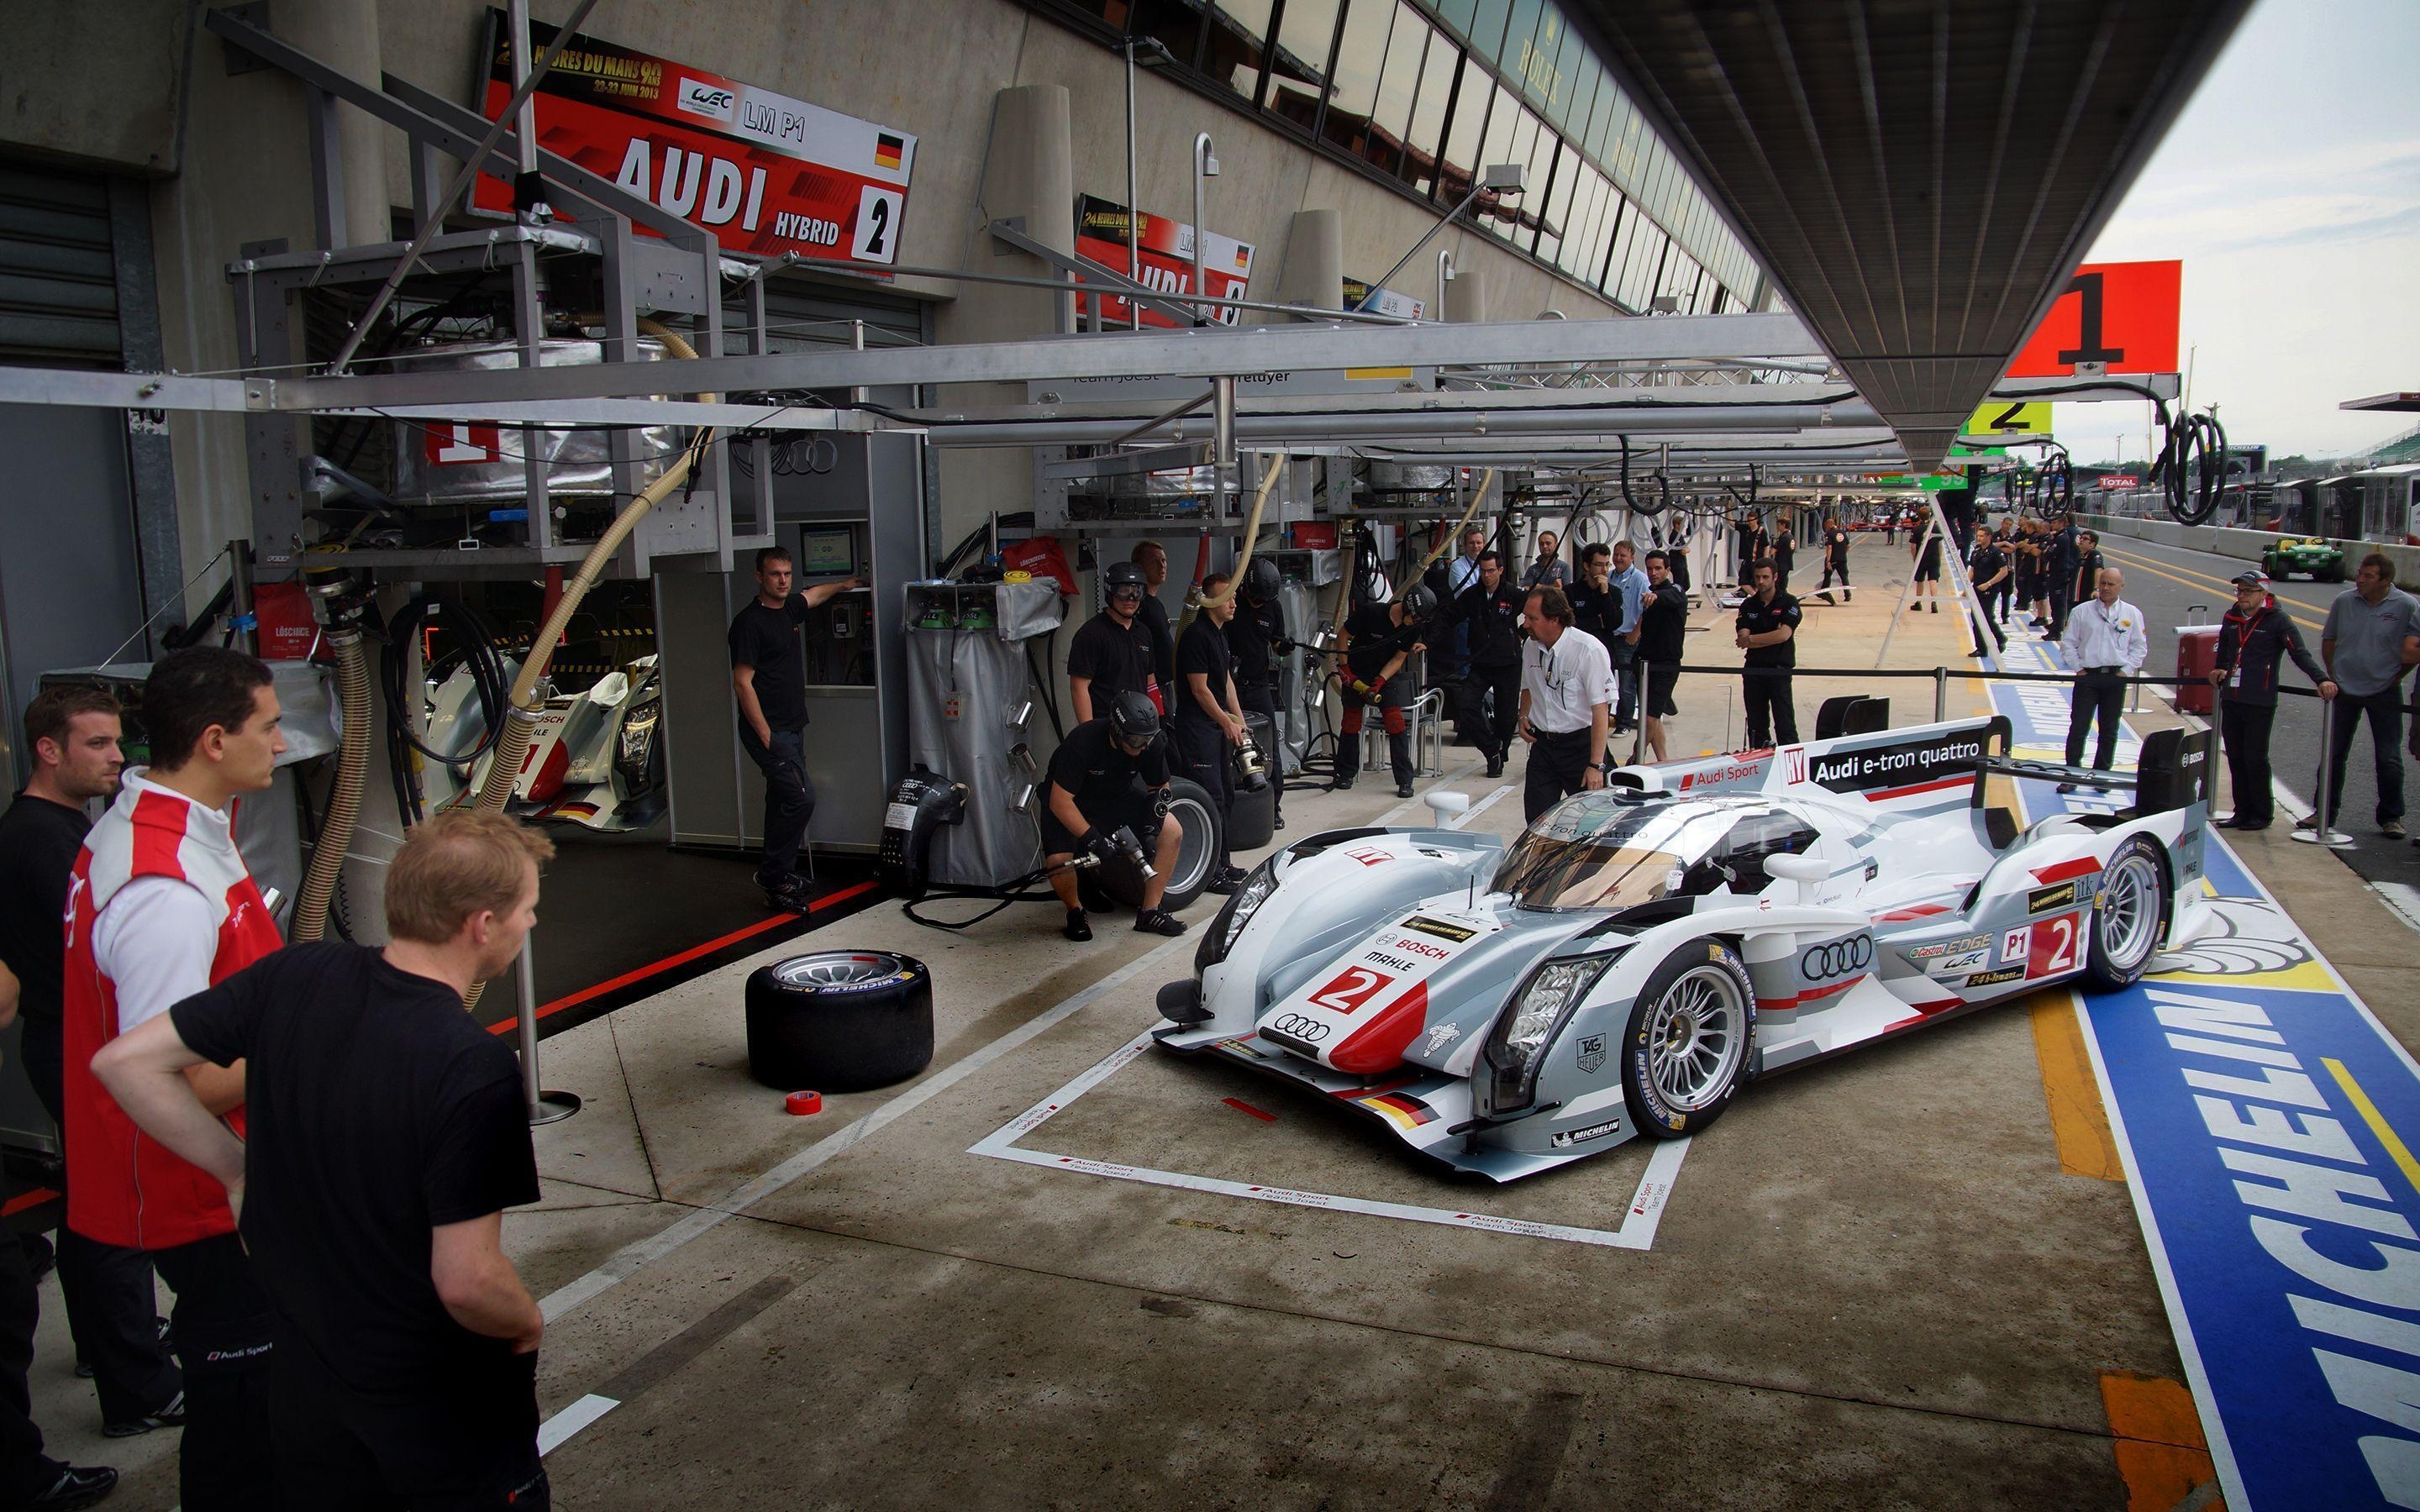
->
785;1090;823;1116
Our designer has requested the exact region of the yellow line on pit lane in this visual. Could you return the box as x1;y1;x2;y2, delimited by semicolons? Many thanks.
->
2095;543;2326;634
2323;1057;2420;1201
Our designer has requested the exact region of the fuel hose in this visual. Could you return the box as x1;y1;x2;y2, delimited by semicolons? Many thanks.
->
291;626;369;943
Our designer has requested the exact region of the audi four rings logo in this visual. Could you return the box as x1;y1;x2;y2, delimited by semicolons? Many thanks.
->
1270;1013;1330;1043
1800;935;1874;979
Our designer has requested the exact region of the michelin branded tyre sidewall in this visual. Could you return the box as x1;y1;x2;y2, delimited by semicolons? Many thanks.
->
2084;836;2170;992
1620;940;1756;1140
744;952;934;1092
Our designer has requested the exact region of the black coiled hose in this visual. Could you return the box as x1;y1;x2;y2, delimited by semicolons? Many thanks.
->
1620;436;1672;516
2154;409;2228;527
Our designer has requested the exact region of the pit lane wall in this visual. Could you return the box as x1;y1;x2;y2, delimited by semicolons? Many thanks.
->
2080;514;2420;582
1986;625;2420;1509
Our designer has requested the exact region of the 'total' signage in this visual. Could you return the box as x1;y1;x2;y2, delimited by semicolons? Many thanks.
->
1073;194;1255;328
2005;260;2182;379
473;9;915;264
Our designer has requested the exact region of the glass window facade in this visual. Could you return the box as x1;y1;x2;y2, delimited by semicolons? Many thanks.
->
1032;0;1760;313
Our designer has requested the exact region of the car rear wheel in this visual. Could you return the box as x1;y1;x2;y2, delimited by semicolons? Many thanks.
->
2085;837;2169;991
1621;942;1756;1139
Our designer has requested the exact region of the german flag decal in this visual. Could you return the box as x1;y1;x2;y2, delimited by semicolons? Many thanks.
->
1359;1091;1438;1131
875;133;904;170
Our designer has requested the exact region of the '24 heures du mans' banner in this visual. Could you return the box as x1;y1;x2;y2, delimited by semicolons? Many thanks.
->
472;9;916;265
1073;195;1255;328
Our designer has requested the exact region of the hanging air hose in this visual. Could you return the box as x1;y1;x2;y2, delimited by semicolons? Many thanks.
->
2154;409;2228;527
292;624;371;943
1187;450;1293;616
1620;437;1673;517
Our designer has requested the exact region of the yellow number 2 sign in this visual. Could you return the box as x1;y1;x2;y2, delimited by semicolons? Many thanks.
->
1961;401;2051;440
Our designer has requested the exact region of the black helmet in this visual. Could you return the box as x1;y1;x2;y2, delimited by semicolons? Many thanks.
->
1108;690;1160;746
1243;555;1281;603
1397;582;1439;620
1102;560;1147;596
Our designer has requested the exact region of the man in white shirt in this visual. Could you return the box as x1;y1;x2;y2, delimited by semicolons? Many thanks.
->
1515;586;1613;822
2056;568;2149;792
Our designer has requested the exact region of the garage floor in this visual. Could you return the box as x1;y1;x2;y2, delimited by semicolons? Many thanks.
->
41;536;2410;1508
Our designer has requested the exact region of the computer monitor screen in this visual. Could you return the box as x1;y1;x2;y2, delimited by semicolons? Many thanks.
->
796;525;856;575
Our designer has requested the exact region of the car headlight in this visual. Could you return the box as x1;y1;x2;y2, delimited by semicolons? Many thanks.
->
1196;856;1279;972
615;698;661;787
1483;951;1620;1113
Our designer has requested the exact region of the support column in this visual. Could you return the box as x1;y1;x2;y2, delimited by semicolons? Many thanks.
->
967;85;1076;340
1273;208;1341;323
281;0;391;248
1444;240;1487;324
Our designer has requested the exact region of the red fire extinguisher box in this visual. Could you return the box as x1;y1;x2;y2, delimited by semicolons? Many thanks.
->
250;580;320;661
2175;624;2220;716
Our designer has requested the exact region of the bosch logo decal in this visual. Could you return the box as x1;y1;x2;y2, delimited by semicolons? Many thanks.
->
1268;1013;1329;1043
1800;935;1874;979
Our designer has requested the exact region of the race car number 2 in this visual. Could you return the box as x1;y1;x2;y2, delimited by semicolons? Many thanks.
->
2026;912;2083;978
1308;967;1395;1016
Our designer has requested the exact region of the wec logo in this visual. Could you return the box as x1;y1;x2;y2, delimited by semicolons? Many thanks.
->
677;79;738;120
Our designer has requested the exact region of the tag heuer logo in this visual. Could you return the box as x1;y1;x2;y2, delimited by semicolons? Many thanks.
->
1576;1034;1607;1074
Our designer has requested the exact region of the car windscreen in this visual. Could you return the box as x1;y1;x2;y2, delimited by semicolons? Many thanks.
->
1491;795;1730;911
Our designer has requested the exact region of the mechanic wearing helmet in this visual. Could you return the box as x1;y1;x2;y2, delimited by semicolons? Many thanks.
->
1223;556;1292;830
1175;573;1249;895
1449;551;1524;779
1337;585;1436;798
2209;570;2333;832
1516;586;1613;822
1067;559;1160;724
1041;692;1187;941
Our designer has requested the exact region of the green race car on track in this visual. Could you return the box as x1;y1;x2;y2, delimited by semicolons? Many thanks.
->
2261;537;2344;582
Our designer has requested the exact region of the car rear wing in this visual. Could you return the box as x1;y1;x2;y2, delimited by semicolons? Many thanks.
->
1612;715;2014;807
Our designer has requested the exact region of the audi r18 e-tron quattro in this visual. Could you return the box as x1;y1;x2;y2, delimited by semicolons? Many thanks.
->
1155;716;2218;1181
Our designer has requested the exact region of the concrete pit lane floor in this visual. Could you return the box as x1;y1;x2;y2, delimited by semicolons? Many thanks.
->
56;537;2417;1508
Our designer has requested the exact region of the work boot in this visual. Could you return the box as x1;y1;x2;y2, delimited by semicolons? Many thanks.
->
1064;908;1092;942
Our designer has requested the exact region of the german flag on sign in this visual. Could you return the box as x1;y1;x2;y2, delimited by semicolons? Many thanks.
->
875;133;904;171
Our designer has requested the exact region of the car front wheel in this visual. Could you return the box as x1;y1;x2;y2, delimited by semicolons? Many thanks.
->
2084;837;2169;990
1621;941;1756;1139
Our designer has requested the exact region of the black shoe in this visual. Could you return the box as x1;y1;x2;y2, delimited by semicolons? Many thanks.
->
1134;909;1187;937
2235;822;2270;832
763;879;813;914
25;1464;117;1509
1274;815;1286;831
1929;602;1939;614
1206;867;1245;895
103;1389;183;1438
2056;783;2080;794
1332;772;1356;790
1396;780;1415;798
1486;754;1504;779
19;1233;53;1283
1063;908;1092;942
2215;815;2243;828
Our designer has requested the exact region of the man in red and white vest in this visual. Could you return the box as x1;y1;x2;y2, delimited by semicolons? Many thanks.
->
63;647;286;1509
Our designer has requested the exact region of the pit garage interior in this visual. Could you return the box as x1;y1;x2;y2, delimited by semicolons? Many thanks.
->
7;0;2416;1506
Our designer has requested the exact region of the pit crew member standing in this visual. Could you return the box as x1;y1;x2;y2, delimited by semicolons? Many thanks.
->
0;688;183;1442
1042;693;1188;941
94;811;554;1511
2210;570;2333;832
1735;561;1802;748
1516;587;1612;822
62;648;285;1509
729;546;865;911
2299;554;2420;839
1965;526;2010;655
1451;553;1525;780
1175;574;1249;895
1770;521;1797;595
2070;530;2105;624
1224;558;1291;830
1607;541;1649;737
2056;569;2149;792
1131;541;1176;696
1638;550;1688;764
1818;517;1853;601
1067;560;1160;722
1520;531;1569;591
1439;526;1486;684
1908;516;1943;615
1337;585;1436;799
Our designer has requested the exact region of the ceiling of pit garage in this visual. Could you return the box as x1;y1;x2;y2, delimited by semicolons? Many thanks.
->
1565;1;2251;469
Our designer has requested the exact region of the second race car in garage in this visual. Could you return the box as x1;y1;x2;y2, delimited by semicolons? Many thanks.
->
1155;716;2218;1181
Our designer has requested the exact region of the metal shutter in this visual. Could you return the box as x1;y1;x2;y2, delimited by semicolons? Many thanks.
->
0;162;121;367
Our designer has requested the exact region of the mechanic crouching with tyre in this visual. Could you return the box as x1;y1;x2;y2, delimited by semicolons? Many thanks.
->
1175;573;1250;896
1043;692;1188;941
2210;570;2333;832
1336;585;1437;799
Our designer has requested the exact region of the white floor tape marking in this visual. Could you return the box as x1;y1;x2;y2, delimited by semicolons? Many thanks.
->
537;933;1197;1322
537;1393;620;1457
967;1030;1694;1251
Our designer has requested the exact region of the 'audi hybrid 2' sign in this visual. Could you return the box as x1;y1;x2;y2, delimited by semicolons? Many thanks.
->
473;9;916;264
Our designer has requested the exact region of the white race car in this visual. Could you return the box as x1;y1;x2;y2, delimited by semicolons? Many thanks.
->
1156;716;2217;1181
422;654;666;832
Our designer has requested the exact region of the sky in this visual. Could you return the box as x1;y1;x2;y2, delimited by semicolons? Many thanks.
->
2055;0;2420;465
